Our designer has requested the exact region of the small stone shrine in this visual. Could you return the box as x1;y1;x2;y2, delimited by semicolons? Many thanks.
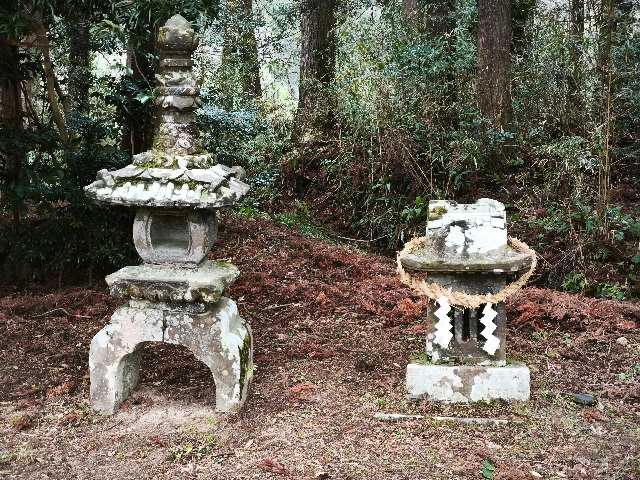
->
397;198;536;402
84;14;252;414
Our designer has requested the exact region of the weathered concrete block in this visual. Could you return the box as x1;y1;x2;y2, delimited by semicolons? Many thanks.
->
406;363;530;402
89;298;253;415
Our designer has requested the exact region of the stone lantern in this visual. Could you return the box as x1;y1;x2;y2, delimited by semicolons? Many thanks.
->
398;198;535;402
84;14;253;414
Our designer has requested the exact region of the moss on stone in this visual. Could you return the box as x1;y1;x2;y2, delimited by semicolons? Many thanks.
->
238;332;252;398
135;160;167;169
410;352;432;365
428;206;448;221
112;178;202;190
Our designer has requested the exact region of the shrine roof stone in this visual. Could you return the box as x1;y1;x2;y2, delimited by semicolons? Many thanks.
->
399;198;533;273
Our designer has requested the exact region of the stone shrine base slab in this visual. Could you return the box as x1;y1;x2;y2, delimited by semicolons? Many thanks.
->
406;363;530;402
89;298;253;414
105;260;239;304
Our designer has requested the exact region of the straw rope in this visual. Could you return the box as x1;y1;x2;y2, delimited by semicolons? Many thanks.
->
397;236;537;308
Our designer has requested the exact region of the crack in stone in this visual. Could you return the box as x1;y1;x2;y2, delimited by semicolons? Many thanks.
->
161;310;167;342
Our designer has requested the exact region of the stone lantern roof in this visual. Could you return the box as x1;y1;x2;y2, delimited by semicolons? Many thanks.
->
84;14;249;209
84;164;249;209
399;198;532;273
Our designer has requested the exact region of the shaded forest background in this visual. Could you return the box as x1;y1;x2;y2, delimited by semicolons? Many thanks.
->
0;0;638;299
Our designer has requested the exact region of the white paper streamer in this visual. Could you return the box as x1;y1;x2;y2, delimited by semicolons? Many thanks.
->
433;296;453;349
480;303;500;355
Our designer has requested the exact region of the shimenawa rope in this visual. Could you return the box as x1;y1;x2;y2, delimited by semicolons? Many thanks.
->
397;236;537;309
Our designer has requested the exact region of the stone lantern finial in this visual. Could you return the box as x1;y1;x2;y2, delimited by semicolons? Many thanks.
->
148;14;203;166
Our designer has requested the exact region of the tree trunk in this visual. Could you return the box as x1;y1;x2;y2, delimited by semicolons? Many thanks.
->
569;0;584;61
34;21;68;143
402;0;419;21
594;0;633;223
0;42;22;128
220;23;235;110
239;0;261;98
293;0;337;144
511;0;536;57
567;0;584;128
402;0;452;35
0;38;25;224
596;0;615;125
477;0;512;131
595;0;613;225
66;18;91;118
595;0;632;124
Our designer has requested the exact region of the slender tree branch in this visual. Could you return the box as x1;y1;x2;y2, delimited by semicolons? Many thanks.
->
20;81;42;127
52;72;70;119
33;20;68;143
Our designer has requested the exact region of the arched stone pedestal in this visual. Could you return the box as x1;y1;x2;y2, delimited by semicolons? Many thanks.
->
89;298;253;414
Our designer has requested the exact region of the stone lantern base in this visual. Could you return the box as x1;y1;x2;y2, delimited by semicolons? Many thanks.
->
406;363;530;402
89;261;253;414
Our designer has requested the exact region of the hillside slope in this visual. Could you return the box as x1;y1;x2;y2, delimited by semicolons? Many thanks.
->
0;215;638;479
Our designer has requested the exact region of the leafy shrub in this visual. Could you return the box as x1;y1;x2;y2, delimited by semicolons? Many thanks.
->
273;200;328;239
197;103;288;211
595;283;627;301
0;113;135;284
562;273;588;294
401;196;429;224
0;206;136;284
198;105;265;166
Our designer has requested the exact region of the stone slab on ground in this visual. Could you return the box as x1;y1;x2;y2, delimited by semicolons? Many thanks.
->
406;362;530;402
105;260;239;303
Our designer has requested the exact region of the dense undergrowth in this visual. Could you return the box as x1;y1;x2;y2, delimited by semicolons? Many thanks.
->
211;2;640;298
1;1;639;300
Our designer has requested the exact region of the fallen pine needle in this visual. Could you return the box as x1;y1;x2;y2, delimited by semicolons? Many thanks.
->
30;308;90;318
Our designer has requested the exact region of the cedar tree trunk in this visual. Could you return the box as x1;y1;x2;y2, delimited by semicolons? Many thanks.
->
0;38;24;224
293;0;337;145
221;0;262;103
477;0;513;130
66;18;91;118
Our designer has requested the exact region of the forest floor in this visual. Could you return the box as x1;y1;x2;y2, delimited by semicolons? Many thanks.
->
1;215;639;480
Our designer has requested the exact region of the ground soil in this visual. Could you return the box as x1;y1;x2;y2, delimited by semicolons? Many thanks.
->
1;215;639;479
